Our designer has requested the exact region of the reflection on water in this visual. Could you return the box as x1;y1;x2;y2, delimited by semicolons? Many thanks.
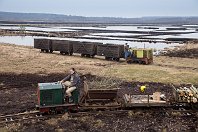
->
60;25;196;33
145;32;198;39
0;36;43;46
1;24;197;33
182;25;198;27
0;36;181;51
0;26;75;32
1;24;195;52
92;33;144;36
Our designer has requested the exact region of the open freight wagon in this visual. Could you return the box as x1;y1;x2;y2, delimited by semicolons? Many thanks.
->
34;39;52;53
51;40;73;55
97;44;124;61
72;41;101;57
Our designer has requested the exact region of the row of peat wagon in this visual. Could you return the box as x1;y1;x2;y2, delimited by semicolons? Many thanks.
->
34;39;124;61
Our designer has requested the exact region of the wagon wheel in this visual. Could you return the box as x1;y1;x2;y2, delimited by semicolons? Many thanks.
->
69;52;73;56
49;108;57;115
60;51;64;55
138;60;142;64
191;103;198;110
64;52;69;55
126;60;131;64
144;58;148;65
86;54;91;58
115;58;120;62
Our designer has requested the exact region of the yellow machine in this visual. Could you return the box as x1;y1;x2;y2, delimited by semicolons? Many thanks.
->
126;48;153;65
140;86;146;92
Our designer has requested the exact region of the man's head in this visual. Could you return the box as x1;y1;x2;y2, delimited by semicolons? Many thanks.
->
69;68;75;74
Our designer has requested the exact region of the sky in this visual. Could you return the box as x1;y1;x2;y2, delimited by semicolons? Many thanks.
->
0;0;197;18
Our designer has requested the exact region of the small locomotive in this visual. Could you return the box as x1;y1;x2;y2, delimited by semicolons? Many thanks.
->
36;82;79;114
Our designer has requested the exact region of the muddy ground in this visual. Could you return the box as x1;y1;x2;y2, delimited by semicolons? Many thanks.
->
1;73;198;132
8;110;198;132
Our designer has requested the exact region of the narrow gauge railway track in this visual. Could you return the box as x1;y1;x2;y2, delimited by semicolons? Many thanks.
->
69;107;198;117
1;108;197;126
0;111;45;126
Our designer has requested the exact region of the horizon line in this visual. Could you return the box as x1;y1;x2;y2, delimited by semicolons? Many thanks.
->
1;11;198;19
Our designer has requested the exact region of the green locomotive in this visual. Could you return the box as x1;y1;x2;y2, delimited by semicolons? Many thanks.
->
37;82;79;113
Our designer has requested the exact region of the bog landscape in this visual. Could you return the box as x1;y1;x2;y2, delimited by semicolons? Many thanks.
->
0;5;198;132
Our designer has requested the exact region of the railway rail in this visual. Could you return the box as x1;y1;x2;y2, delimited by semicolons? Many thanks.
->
70;107;198;118
1;107;197;126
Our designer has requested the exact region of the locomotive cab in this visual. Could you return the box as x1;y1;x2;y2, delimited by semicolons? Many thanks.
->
126;48;153;65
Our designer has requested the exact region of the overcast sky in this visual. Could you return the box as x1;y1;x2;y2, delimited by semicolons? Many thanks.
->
0;0;197;17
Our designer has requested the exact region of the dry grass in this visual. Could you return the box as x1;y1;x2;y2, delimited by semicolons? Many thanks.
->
0;43;198;84
0;127;8;132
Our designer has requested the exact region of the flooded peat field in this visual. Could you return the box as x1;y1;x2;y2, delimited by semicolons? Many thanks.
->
0;24;198;54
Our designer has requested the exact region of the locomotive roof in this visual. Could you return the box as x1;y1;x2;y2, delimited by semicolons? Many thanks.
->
38;82;63;90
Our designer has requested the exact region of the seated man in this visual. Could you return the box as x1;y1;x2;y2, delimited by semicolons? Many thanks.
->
59;68;81;97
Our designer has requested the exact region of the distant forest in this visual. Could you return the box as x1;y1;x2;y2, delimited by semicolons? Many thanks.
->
0;11;198;24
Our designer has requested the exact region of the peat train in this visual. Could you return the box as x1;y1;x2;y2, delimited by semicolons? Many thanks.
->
36;80;198;114
34;38;153;64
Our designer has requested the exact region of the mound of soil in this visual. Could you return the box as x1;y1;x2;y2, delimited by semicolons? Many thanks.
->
163;48;198;58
